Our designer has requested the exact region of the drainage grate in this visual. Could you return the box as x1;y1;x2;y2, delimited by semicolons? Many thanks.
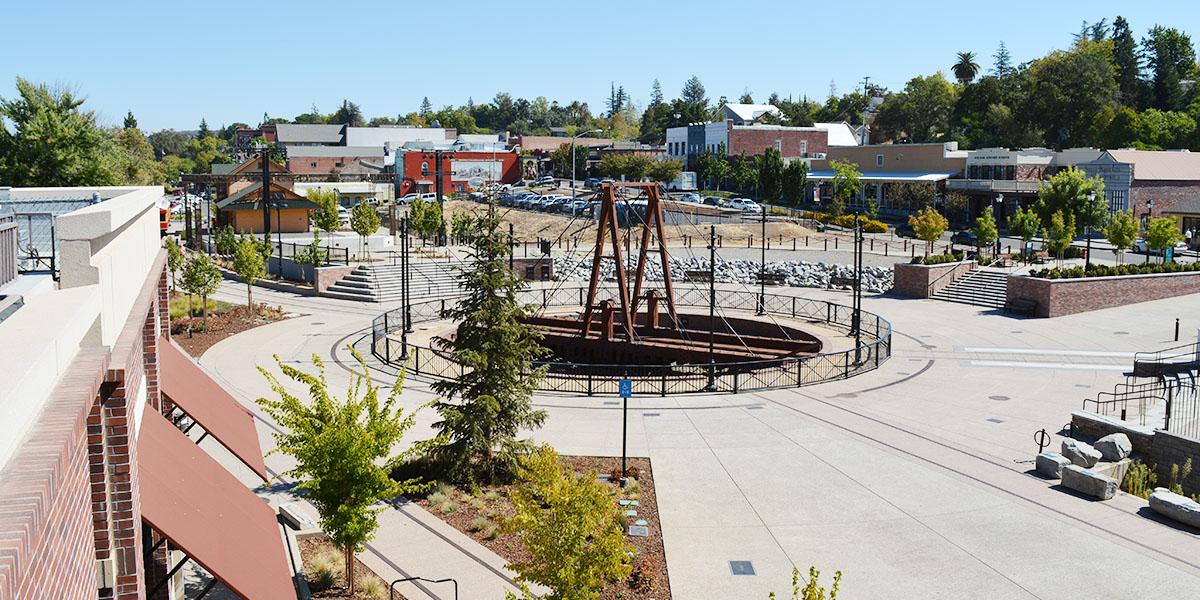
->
729;561;756;576
986;418;1006;424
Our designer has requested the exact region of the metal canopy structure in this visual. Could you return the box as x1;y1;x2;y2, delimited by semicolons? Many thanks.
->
580;183;679;341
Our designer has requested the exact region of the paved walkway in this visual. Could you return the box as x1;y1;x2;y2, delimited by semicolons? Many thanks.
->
206;279;1200;599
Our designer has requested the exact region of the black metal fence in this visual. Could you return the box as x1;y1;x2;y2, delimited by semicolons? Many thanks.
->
370;285;892;395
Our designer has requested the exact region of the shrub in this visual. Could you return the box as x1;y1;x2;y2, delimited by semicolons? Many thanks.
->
910;251;966;266
359;575;387;600
1029;261;1200;279
469;516;491;532
440;501;459;515
1123;460;1157;499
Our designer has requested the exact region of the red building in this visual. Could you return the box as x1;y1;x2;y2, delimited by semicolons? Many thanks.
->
397;149;521;196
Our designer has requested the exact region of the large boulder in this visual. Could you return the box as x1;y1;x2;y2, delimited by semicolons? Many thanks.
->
1035;452;1071;479
1061;439;1102;468
1061;464;1117;500
1094;433;1132;461
1149;488;1200;528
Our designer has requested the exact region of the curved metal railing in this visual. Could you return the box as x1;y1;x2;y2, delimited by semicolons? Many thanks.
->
370;285;892;395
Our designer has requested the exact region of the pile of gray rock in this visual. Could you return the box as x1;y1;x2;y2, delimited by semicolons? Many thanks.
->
554;256;894;293
1036;434;1132;500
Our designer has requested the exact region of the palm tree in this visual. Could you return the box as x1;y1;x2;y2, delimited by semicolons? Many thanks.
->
953;52;980;84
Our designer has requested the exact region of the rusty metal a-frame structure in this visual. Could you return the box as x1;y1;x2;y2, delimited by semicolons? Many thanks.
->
580;183;679;341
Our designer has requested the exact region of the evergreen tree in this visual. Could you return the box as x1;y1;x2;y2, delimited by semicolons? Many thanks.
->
756;147;784;202
781;161;808;207
123;110;138;130
424;210;548;483
332;99;365;126
197;118;211;138
739;90;754;104
992;41;1014;78
420;96;433;116
1143;26;1198;111
1111;17;1142;105
650;79;664;106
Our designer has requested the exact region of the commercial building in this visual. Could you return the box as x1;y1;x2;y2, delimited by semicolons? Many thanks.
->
1079;150;1200;234
946;147;1102;222
808;142;968;214
396;149;522;196
284;145;388;175
0;187;293;599
664;104;857;171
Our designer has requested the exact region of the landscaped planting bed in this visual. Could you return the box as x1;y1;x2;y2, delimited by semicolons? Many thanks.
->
415;456;671;600
169;291;288;357
299;535;402;600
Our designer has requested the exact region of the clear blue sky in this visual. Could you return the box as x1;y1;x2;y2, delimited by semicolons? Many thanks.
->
3;1;1197;132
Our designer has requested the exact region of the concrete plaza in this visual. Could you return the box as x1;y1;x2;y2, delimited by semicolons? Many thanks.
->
205;279;1200;599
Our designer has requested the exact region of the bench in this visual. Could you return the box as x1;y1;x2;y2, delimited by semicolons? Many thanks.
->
829;276;855;288
757;272;787;285
685;269;712;283
1005;297;1038;316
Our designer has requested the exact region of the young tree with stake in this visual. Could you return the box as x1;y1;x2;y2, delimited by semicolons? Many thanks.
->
350;202;380;260
232;235;265;314
179;253;221;321
909;206;949;257
1103;210;1138;263
1008;207;1041;263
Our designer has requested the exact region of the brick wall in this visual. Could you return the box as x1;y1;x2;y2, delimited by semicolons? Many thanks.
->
728;127;829;159
287;156;369;175
1132;181;1200;217
1071;411;1200;495
1007;270;1200;318
0;349;107;600
892;261;974;298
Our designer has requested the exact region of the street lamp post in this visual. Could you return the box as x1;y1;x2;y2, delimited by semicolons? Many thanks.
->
571;129;603;199
273;199;287;274
1085;190;1097;270
992;194;1004;258
1145;199;1155;265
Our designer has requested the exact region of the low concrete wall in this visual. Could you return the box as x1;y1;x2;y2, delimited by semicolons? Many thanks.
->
1071;411;1200;495
1007;270;1200;318
892;260;974;298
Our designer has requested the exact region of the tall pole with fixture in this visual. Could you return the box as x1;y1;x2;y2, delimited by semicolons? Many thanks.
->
1085;190;1096;270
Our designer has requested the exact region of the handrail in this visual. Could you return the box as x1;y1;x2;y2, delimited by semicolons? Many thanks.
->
926;254;1013;296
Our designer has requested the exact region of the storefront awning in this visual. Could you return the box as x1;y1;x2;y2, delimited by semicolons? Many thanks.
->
160;339;269;480
138;410;294;600
807;171;958;182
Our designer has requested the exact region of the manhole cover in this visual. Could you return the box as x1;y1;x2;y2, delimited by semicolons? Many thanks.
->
628;526;649;537
986;418;1006;424
729;561;756;576
989;395;1010;401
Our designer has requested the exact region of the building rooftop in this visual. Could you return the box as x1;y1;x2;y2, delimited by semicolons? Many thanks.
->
1106;149;1200;181
274;123;345;144
284;145;386;158
812;122;862;147
723;103;782;123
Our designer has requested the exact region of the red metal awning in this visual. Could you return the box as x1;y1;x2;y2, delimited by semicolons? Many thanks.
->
138;409;294;600
160;339;269;480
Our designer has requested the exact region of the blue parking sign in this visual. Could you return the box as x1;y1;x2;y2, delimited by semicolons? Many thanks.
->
619;379;632;398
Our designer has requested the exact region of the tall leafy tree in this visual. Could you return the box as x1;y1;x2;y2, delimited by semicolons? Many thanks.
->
257;350;429;596
331;99;365;126
972;206;999;256
876;73;958;142
952;52;981;84
424;210;548;483
1008;207;1042;262
1142;26;1198;112
909;206;950;257
1111;17;1143;105
828;159;861;217
679;75;709;123
0;77;122;186
115;127;163;185
781;160;808;206
1035;167;1105;233
123;110;138;130
756;147;785;202
1020;40;1118;148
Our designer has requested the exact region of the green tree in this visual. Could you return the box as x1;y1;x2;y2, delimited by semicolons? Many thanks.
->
909;206;950;256
548;143;590;179
214;224;238;255
828;159;861;217
0;77;122;186
1008;207;1042;262
875;73;959;142
942;192;971;227
1044;211;1076;265
257;349;429;596
769;566;842;600
973;206;999;256
232;235;265;313
330;99;365;126
598;153;653;182
731;156;757;196
179;253;221;321
1020;40;1118;149
1143;26;1198;112
756;147;785;202
307;188;342;234
781;161;808;206
122;110;138;130
505;446;632;600
423;210;547;483
165;236;184;291
1035;167;1105;233
114;127;163;185
1145;216;1183;263
296;231;327;287
185;135;231;174
409;197;444;242
1111;17;1143;105
350;202;380;259
148;129;193;158
1103;210;1138;263
696;143;730;190
889;182;936;211
952;51;981;84
646;158;683;184
197;118;211;139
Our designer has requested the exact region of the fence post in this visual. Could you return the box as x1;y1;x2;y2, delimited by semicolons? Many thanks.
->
383;314;390;363
792;238;796;251
440;299;446;313
587;373;593;397
797;359;803;386
661;366;667;397
733;371;739;393
844;353;850;379
542;288;548;308
826;303;831;323
415;347;421;372
834;238;838;250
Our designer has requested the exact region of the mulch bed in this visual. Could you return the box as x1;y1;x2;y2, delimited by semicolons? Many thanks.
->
414;456;671;600
171;303;287;357
298;535;404;600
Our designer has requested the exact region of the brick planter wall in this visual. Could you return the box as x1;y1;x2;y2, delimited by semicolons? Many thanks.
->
1071;411;1200;495
893;260;975;298
1007;270;1200;318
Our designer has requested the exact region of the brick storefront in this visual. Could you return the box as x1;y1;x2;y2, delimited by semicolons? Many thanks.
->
1007;270;1200;318
727;125;829;159
1133;181;1200;217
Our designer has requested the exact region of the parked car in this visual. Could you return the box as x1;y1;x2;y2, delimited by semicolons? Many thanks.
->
678;193;701;203
584;177;602;189
567;199;591;215
894;221;917;238
951;230;979;246
398;193;420;205
549;197;572;213
600;178;616;185
337;206;351;227
726;198;760;213
534;175;556;186
538;195;560;211
1134;239;1188;254
702;196;724;206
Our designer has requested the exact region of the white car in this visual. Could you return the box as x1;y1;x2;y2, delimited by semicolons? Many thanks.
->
534;176;556;186
418;193;448;202
678;193;701;203
726;198;762;213
398;193;420;205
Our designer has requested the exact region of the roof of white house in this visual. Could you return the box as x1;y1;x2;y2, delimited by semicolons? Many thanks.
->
812;122;861;147
283;146;386;158
1106;149;1200;181
274;124;345;144
344;126;451;148
722;103;781;123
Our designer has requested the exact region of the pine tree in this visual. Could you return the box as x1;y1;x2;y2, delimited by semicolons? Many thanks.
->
197;118;211;139
123;110;138;130
424;210;548;483
650;79;664;106
1111;17;1141;104
420;96;433;116
991;42;1013;78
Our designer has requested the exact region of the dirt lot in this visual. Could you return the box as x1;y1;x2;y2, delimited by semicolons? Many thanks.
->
413;456;671;600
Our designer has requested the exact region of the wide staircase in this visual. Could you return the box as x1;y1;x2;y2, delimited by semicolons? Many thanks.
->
930;267;1009;309
324;260;464;302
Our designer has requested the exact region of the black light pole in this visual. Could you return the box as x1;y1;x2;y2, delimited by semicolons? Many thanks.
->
758;197;767;315
274;200;287;273
1085;190;1096;271
434;150;446;246
707;224;716;389
851;211;863;363
182;180;193;247
400;216;410;360
509;222;515;271
260;149;272;249
402;216;413;335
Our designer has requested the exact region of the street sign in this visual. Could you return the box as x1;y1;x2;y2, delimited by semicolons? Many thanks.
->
619;379;632;398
